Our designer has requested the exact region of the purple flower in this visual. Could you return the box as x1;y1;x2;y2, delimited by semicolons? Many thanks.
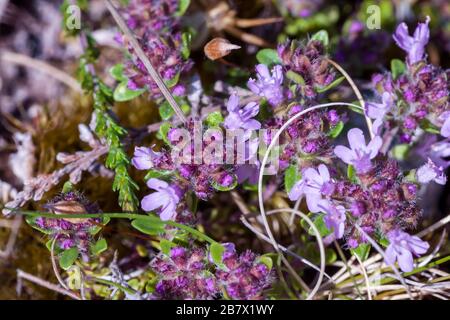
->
288;164;334;212
132;146;160;170
318;201;346;239
416;158;447;185
366;92;393;134
224;94;261;130
367;92;393;120
393;17;430;64
385;229;429;272
334;128;382;174
141;178;180;220
247;64;284;107
440;114;450;138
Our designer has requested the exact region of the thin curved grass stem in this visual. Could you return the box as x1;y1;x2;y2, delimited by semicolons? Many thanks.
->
257;102;364;299
50;236;70;291
326;59;374;139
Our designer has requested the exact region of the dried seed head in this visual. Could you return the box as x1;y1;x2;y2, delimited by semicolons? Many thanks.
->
204;38;241;60
49;200;87;224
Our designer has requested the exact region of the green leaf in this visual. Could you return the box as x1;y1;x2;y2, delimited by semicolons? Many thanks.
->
421;119;440;134
316;76;345;93
164;71;181;88
109;63;126;82
328;121;344;138
160;239;176;255
211;175;238;191
205;111;224;127
90;238;108;255
348;101;364;114
350;243;371;261
391;144;409;161
209;242;225;265
158;122;172;144
159;102;175;120
311;29;329;47
181;31;192;60
89;216;110;235
175;0;190;16
284;164;301;193
257;254;273;270
59;248;79;270
310;214;332;237
390;59;406;80
144;169;173;181
25;216;52;235
325;248;337;264
256;48;282;67
62;181;74;194
286;70;305;85
347;164;358;183
300;213;332;237
131;217;166;235
379;237;390;248
46;239;63;254
113;81;145;102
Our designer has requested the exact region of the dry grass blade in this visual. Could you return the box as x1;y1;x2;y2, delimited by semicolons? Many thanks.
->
104;0;187;124
1;51;82;93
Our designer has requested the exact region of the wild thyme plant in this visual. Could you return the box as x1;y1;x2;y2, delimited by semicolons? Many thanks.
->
3;0;449;301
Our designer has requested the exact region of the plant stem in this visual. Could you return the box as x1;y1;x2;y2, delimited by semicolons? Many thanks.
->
13;210;217;244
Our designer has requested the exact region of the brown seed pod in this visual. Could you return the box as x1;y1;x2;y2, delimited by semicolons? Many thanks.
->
50;200;88;224
204;37;241;60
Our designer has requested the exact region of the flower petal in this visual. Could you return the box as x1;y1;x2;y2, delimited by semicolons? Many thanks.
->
334;146;353;164
306;193;323;213
367;135;382;159
393;22;414;51
318;164;330;182
288;180;304;201
441;116;450;138
256;64;270;79
408;236;430;255
397;247;414;272
347;128;366;151
384;244;397;266
227;94;240;112
141;192;169;212
146;178;169;190
159;202;176;221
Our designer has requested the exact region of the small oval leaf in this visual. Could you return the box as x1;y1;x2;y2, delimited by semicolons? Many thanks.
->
256;48;282;67
113;81;145;102
59;247;79;270
131;217;165;235
210;242;225;265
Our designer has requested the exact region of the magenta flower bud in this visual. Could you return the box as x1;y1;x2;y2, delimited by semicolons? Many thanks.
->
178;164;193;179
404;89;415;102
350;201;366;217
217;172;234;187
172;84;186;96
347;238;359;248
302;140;319;153
400;133;411;143
383;209;396;219
404;117;417;130
170;247;186;259
327;110;340;125
288;104;303;115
